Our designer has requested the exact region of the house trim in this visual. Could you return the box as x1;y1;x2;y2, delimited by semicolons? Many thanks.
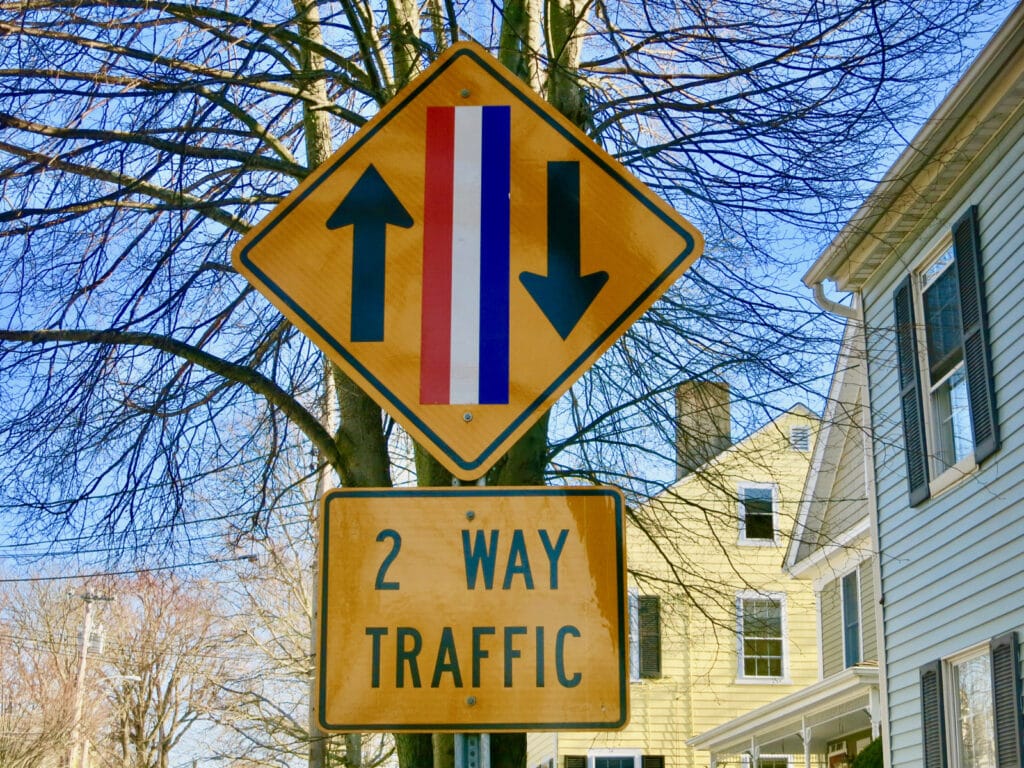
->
688;663;880;765
804;4;1024;294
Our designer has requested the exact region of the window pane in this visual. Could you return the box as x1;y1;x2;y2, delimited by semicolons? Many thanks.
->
952;653;996;768
595;758;635;768
742;487;774;540
842;572;861;667
741;598;782;678
932;364;973;471
923;254;963;381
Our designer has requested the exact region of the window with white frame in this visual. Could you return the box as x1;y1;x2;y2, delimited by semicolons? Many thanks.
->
564;751;663;768
893;206;999;506
738;483;777;544
741;756;790;768
946;647;997;768
841;569;861;667
919;632;1022;768
591;754;640;768
737;593;784;679
920;247;973;472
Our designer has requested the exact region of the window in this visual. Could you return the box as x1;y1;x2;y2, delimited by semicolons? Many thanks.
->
739;484;777;544
742;757;790;768
567;753;663;768
922;249;974;471
949;649;996;768
790;425;811;451
919;633;1022;768
893;206;999;506
841;570;861;667
629;592;661;680
738;594;784;679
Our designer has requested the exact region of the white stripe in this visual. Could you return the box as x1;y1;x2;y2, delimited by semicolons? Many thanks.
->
449;107;482;405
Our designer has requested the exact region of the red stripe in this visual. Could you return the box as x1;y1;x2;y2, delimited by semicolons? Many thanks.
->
420;107;455;404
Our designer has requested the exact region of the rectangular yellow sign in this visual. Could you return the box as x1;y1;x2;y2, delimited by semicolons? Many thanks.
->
317;486;628;732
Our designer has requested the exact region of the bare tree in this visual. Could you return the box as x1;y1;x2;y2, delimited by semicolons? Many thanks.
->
0;581;79;768
0;574;232;768
95;573;232;768
212;483;395;767
0;0;1006;536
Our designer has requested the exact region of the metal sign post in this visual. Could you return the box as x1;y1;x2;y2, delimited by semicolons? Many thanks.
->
455;733;491;768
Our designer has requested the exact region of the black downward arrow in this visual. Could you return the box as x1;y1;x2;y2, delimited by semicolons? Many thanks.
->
519;161;608;340
327;164;413;343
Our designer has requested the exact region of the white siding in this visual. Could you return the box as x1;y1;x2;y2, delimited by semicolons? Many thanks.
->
861;108;1024;767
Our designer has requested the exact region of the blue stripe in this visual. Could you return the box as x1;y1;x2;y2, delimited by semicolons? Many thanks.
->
477;106;511;405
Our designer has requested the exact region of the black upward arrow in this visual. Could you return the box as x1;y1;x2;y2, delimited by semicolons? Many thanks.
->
327;164;413;343
519;161;608;340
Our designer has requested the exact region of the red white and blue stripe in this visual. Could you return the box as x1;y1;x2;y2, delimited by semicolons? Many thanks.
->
420;105;511;405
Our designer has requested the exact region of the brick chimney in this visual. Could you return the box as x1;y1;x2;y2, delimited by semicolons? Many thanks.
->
674;381;731;479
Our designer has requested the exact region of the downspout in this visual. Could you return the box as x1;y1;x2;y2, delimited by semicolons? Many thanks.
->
810;279;893;768
811;281;858;320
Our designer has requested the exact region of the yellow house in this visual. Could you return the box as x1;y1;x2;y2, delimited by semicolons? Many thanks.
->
527;383;820;768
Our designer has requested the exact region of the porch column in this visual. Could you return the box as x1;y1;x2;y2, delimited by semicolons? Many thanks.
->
801;719;813;768
869;687;882;739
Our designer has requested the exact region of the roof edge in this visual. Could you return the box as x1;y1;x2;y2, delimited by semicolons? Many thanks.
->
804;3;1024;289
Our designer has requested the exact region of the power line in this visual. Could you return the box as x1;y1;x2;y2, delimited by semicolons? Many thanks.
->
0;554;257;584
0;499;316;553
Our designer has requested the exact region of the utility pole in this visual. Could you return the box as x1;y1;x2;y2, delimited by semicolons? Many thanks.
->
69;591;112;768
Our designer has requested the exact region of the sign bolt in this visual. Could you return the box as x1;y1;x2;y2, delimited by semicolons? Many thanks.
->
463;411;473;422
466;510;475;521
460;88;471;98
466;696;477;706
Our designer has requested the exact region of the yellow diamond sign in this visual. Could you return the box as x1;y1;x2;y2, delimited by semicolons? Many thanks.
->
233;42;703;479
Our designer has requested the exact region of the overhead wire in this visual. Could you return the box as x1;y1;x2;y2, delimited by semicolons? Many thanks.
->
0;554;261;584
0;497;317;555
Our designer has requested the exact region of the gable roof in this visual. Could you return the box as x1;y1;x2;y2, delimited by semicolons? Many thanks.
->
671;402;818;487
785;319;870;577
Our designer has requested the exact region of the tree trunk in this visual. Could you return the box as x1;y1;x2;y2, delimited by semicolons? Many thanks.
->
397;734;435;768
433;734;455;768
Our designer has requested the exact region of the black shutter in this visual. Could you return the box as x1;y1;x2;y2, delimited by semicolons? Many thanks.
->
565;757;586;768
920;659;947;768
990;632;1023;768
641;757;665;768
952;206;999;463
638;595;661;679
894;276;930;505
